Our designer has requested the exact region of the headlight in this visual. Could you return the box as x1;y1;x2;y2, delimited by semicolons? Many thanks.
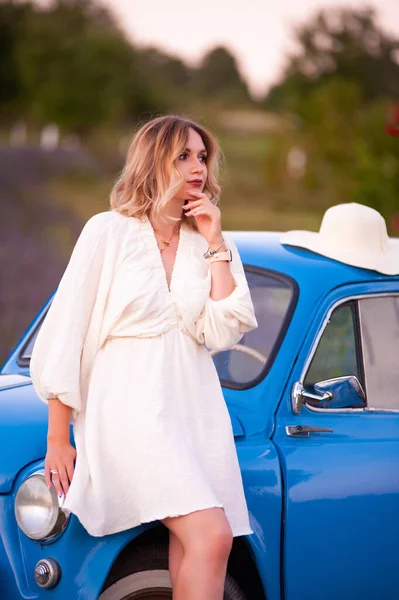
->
15;471;70;540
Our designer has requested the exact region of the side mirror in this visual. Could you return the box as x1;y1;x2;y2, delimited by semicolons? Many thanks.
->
292;376;366;414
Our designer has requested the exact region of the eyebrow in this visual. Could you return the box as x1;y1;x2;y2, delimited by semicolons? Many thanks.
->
184;147;207;154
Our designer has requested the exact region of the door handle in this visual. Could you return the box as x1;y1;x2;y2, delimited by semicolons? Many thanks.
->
285;425;333;437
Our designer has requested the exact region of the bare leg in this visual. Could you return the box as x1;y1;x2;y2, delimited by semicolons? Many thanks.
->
161;507;233;600
169;530;184;588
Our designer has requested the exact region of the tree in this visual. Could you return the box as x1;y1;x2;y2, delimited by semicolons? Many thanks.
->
263;77;399;227
0;1;33;119
265;7;399;110
194;46;252;106
0;0;163;132
15;0;140;132
135;47;193;111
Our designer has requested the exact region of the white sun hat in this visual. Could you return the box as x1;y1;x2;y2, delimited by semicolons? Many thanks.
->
280;202;399;275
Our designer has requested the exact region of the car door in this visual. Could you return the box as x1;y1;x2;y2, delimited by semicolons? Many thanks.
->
273;283;399;600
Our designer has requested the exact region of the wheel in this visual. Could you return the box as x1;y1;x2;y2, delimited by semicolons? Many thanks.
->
99;542;247;599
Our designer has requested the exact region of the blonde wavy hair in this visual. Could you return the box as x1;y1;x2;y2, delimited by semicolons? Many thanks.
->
110;115;222;230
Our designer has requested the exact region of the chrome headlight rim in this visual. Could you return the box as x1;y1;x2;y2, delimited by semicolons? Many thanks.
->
14;469;70;541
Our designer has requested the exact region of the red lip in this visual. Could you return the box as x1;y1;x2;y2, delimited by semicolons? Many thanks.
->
189;179;203;185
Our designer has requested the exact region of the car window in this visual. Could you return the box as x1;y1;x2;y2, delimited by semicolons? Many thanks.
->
212;268;297;388
304;301;363;392
303;294;399;412
359;296;399;410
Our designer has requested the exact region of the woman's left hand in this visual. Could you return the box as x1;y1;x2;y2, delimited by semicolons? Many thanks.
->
183;190;223;245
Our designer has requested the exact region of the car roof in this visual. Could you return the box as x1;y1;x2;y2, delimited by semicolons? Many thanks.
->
229;231;399;290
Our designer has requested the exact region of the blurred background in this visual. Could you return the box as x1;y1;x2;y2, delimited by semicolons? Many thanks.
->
1;0;399;365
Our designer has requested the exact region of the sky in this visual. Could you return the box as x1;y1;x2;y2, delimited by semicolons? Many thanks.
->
105;0;399;98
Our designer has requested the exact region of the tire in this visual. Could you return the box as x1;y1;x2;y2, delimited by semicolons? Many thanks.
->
99;542;246;600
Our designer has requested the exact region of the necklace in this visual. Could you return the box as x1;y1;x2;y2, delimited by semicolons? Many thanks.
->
153;223;180;253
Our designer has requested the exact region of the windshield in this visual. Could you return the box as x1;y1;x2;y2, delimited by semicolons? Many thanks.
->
211;266;298;388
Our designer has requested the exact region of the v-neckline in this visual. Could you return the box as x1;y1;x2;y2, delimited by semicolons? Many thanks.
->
143;216;185;293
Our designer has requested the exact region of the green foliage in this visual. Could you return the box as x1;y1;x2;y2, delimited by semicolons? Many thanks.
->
352;101;399;217
193;47;251;106
0;0;252;131
262;7;399;230
13;0;143;131
134;47;193;112
0;1;32;116
263;78;399;227
265;7;399;110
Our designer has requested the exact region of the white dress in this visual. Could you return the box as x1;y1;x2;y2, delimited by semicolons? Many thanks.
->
30;210;258;537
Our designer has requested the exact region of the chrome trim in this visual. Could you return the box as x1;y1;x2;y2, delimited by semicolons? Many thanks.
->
314;375;365;396
291;381;332;414
297;292;399;415
0;374;31;391
304;404;399;414
286;425;333;437
15;470;70;542
34;558;61;589
24;469;66;510
304;404;368;414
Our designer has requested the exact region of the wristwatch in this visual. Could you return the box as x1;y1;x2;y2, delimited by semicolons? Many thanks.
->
209;249;233;263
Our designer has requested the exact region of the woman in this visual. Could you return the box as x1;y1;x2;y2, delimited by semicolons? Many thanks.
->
30;115;258;599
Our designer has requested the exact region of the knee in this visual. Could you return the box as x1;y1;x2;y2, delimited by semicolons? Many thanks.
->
194;524;233;563
213;526;233;560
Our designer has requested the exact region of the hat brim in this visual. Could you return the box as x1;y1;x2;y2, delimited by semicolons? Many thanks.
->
280;230;399;275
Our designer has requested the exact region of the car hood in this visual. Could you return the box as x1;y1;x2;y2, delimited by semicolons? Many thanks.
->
0;374;48;493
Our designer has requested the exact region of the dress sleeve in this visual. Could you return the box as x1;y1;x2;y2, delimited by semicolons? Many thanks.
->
29;213;109;415
194;237;258;352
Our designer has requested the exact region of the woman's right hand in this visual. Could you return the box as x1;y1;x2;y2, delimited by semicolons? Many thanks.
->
45;440;76;497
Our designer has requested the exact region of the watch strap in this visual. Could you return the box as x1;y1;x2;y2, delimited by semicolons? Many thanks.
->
209;249;232;263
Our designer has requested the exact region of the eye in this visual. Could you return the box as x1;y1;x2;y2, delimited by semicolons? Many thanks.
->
199;155;207;163
178;153;187;160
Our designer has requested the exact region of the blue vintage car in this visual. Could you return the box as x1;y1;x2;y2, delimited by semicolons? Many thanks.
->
1;230;398;600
